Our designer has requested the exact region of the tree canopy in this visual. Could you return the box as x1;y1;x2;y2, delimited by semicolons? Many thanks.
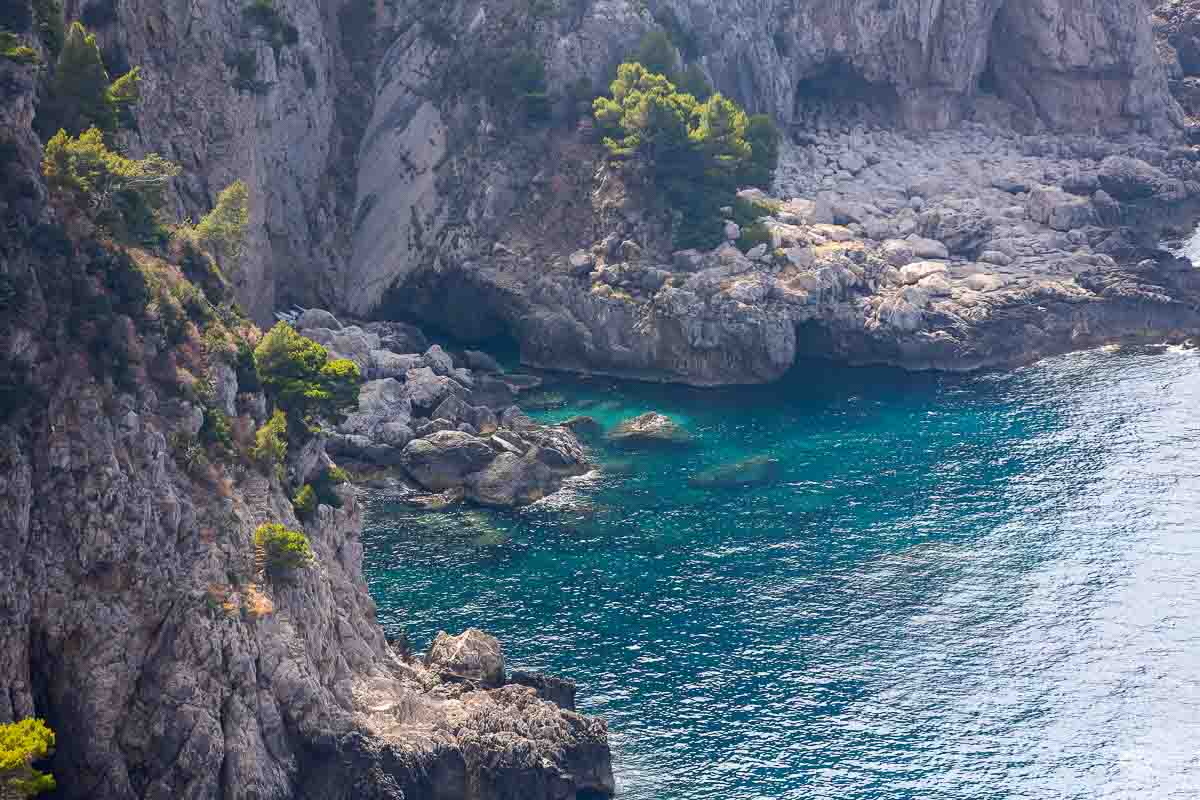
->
37;22;141;138
594;62;775;249
253;323;362;424
0;718;56;798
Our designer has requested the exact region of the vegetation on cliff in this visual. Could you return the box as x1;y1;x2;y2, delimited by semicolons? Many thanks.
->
594;61;778;249
36;21;140;139
253;322;362;428
254;522;314;577
0;718;55;798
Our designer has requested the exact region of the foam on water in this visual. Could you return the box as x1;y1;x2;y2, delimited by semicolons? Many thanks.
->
362;347;1200;799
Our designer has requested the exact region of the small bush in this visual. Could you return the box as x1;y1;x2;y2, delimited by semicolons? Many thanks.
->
326;465;351;485
311;466;345;509
194;180;249;273
292;483;316;518
252;408;287;476
0;717;56;798
736;221;772;254
0;32;39;64
169;431;210;476
254;522;313;576
200;406;234;454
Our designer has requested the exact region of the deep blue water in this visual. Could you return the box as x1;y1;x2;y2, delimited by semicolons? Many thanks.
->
361;346;1200;800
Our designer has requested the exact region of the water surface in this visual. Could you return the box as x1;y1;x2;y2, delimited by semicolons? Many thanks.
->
362;346;1200;800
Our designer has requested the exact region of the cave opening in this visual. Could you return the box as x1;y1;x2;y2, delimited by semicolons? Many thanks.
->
792;59;901;130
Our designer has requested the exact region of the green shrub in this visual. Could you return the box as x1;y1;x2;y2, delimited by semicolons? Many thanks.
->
169;431;210;476
678;63;711;101
194;180;249;272
200;406;234;454
234;340;260;393
736;221;772;254
0;717;56;798
42;127;179;239
292;483;316;517
254;322;362;423
36;22;140;138
635;30;678;81
252;409;288;476
228;49;266;93
740;114;780;190
0;31;39;63
483;48;552;124
311;466;345;509
255;522;313;576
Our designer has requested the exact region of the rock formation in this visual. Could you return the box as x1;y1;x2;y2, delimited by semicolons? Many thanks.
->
0;39;612;798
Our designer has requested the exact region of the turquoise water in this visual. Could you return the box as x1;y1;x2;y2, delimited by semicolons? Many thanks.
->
361;346;1200;800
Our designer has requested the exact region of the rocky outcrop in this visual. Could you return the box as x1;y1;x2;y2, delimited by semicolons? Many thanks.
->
0;49;612;794
608;413;695;446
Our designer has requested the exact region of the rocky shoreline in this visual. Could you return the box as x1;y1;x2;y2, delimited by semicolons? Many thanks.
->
373;124;1200;387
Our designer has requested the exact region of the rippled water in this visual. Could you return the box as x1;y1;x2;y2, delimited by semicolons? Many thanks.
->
361;346;1200;799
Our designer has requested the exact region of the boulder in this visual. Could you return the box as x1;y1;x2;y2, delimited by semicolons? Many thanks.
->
898;261;948;285
724;221;741;241
424;629;505;687
470;406;499;435
297;308;342;331
906;236;950;260
607;412;693;446
465;451;554;507
1097;155;1167;201
370;350;423;380
881;239;916;267
376;421;414;449
327;434;404;466
363;320;429;354
978;250;1012;267
463;350;504;373
414;418;456;438
560;415;603;439
1027;186;1095;232
423;344;455;376
433;394;471;425
400;431;497;490
403;367;463;415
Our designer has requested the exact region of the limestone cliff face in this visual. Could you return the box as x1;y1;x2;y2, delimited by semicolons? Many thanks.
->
75;0;383;321
341;0;1186;324
0;32;612;798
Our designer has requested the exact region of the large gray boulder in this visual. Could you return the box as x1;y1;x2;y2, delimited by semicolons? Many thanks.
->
403;367;464;415
400;431;497;490
425;629;505;687
369;350;423;380
297;308;342;331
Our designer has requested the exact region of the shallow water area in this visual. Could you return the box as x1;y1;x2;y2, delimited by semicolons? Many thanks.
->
362;347;1200;800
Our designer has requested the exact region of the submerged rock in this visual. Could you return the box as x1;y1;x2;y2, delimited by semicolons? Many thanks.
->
607;412;694;446
689;455;783;489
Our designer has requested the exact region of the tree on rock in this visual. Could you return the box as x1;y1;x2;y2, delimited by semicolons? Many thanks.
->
0;718;56;798
254;323;362;425
594;62;762;249
36;22;141;139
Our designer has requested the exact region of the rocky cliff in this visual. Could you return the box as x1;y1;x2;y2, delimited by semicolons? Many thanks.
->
330;0;1200;385
0;21;612;798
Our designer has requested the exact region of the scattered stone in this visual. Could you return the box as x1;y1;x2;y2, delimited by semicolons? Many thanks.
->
423;344;455;376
